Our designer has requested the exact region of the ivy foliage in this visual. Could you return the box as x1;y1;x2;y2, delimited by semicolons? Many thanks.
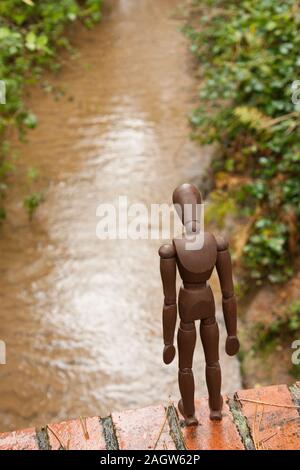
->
0;0;103;219
185;0;300;284
252;299;300;376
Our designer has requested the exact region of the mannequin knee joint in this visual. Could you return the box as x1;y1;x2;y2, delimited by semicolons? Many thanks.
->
202;316;216;326
179;367;192;374
206;361;219;369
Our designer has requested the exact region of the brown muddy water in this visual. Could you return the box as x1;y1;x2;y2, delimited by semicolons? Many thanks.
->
0;0;241;432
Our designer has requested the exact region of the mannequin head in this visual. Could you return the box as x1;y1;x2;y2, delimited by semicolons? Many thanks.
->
172;183;203;234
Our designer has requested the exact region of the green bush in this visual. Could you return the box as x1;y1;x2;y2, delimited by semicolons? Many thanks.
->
253;300;300;351
0;0;103;218
185;0;300;284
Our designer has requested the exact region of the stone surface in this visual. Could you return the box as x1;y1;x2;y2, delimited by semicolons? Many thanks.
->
236;384;300;450
0;427;38;450
47;417;106;450
112;405;176;450
0;384;299;450
180;397;244;450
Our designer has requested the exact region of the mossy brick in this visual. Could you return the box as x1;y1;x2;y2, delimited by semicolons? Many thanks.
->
180;397;244;450
112;405;176;450
1;384;300;451
0;427;38;450
236;384;300;450
47;416;106;450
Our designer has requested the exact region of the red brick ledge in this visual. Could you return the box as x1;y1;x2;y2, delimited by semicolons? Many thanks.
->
0;383;299;450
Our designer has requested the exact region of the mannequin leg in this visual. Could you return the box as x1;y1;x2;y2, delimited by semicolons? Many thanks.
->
200;316;223;420
177;320;198;426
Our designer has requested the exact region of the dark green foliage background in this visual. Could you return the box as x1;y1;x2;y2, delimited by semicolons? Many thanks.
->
185;0;300;284
0;0;102;219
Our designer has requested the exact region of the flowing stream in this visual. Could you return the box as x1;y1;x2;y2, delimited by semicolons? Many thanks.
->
0;0;241;431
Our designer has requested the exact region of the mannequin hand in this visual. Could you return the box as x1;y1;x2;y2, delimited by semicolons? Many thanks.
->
225;336;240;356
163;345;176;364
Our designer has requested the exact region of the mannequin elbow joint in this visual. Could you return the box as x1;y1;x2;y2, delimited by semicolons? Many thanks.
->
222;292;235;301
164;297;176;306
159;244;176;259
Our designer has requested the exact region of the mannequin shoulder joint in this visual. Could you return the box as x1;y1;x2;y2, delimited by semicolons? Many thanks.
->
216;235;229;252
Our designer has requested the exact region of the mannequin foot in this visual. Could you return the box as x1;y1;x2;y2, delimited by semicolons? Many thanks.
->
209;396;223;421
178;399;198;426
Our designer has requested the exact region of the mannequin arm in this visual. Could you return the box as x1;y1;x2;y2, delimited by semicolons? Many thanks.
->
215;236;240;356
159;243;177;364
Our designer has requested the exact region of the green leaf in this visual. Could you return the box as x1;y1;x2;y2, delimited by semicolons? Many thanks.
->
25;31;37;51
24;112;38;129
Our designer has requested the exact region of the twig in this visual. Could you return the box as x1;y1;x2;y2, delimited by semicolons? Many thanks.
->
79;416;89;440
252;404;258;450
259;431;278;449
256;404;265;450
238;398;300;409
260;431;278;444
153;410;168;450
282;416;300;424
47;425;67;450
256;405;265;450
266;111;300;127
258;405;264;433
